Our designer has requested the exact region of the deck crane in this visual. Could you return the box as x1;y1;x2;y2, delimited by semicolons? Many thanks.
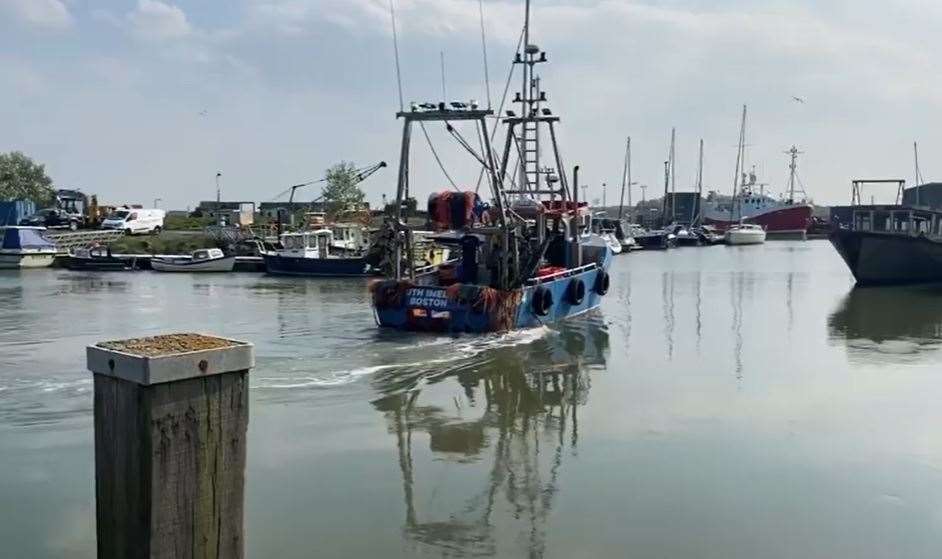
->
276;161;387;233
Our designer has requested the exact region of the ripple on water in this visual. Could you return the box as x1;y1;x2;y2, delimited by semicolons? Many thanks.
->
0;377;92;429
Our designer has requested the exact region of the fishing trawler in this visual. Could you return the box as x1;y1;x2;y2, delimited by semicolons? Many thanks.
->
703;115;813;235
370;0;613;333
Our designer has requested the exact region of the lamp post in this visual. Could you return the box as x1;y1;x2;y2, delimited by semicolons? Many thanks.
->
602;182;607;209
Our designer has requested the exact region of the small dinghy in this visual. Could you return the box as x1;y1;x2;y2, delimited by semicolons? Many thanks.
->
151;248;235;273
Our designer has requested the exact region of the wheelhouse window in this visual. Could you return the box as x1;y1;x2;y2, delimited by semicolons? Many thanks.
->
873;211;890;232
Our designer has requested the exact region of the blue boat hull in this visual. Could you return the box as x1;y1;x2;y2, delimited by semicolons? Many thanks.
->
372;265;609;333
264;254;377;277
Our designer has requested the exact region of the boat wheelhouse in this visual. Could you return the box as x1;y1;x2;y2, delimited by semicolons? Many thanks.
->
370;0;613;333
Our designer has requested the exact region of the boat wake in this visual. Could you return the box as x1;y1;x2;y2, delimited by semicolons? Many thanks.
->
252;326;553;390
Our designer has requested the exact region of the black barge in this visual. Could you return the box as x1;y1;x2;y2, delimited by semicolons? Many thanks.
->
830;179;942;285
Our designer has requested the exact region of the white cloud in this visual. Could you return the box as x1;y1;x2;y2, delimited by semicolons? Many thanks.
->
127;0;192;41
0;0;72;29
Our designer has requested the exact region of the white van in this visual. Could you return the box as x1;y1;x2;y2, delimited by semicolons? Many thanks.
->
101;208;165;235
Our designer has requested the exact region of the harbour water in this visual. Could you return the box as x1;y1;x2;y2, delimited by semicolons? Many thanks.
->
2;240;942;558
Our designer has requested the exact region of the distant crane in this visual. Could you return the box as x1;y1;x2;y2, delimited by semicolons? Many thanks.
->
275;161;387;233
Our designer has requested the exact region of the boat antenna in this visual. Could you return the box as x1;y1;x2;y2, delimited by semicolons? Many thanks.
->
478;0;492;110
389;0;404;112
618;136;630;220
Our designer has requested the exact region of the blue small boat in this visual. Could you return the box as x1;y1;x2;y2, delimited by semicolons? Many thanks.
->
370;1;612;333
264;230;377;277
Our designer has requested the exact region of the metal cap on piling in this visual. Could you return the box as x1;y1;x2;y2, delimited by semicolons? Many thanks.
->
87;332;255;385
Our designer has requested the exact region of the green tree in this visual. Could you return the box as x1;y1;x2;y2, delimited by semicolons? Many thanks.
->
322;161;365;216
0;152;55;205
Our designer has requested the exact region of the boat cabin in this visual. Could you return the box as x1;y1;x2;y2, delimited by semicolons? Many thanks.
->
331;223;370;252
193;248;225;261
0;226;57;253
278;230;334;259
832;180;942;237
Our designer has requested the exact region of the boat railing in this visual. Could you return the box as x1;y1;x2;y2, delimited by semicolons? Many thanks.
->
414;258;460;277
525;262;598;286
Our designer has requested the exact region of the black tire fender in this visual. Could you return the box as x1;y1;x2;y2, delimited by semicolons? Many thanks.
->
566;278;586;305
531;286;553;316
594;270;610;295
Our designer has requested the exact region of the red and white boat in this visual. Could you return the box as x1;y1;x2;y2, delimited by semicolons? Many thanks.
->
703;107;814;234
702;188;813;234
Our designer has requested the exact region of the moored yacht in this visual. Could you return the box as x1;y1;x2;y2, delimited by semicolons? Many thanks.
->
0;226;58;269
725;223;767;245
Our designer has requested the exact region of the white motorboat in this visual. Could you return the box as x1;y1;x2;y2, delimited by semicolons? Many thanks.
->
0;226;58;269
151;248;235;272
725;223;767;245
601;231;622;254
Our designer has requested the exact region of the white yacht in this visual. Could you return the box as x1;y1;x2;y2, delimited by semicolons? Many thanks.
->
0;226;58;269
725;223;767;245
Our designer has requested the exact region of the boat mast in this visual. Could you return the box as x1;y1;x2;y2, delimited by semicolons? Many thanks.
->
732;105;747;222
502;0;568;203
670;127;676;222
661;159;670;226
618;137;630;220
914;141;922;207
694;138;703;225
786;145;802;204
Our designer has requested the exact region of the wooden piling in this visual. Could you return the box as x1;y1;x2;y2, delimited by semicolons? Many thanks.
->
87;333;255;559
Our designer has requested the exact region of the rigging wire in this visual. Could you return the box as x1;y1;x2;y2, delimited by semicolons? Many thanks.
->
389;0;404;112
475;25;526;194
478;0;493;110
446;123;489;167
420;122;461;192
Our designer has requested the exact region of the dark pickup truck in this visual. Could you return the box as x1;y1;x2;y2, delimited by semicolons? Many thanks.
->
20;208;83;230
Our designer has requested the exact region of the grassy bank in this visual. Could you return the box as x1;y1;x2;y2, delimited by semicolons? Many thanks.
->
108;230;218;255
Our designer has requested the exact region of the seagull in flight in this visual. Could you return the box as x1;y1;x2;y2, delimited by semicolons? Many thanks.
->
791;96;806;104
198;109;208;117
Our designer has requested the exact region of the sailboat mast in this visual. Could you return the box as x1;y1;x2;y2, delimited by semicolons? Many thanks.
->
670;127;676;222
732;105;747;221
914;141;922;207
618;137;630;220
695;138;703;225
662;160;670;225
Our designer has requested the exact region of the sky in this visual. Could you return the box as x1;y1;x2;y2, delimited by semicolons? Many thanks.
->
2;0;941;210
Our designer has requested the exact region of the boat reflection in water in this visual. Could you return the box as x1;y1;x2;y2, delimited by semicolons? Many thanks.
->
371;320;608;556
828;286;942;356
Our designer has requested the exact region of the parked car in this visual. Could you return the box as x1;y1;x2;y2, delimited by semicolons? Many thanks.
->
19;208;83;230
100;208;165;235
